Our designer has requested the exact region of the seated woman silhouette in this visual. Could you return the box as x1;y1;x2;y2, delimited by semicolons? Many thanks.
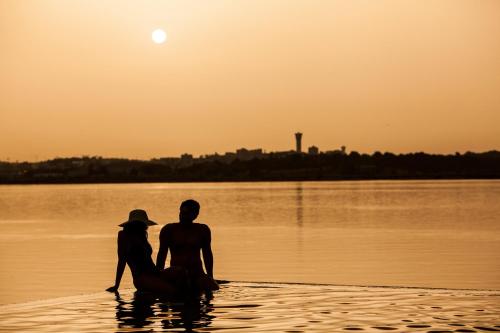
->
106;209;184;295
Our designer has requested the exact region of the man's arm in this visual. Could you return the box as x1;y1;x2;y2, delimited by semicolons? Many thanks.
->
156;225;169;270
201;225;214;278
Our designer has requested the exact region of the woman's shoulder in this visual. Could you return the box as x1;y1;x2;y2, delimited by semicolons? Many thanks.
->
117;229;131;241
116;230;132;255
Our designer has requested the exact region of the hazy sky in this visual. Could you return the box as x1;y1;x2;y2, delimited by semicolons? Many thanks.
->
1;0;499;161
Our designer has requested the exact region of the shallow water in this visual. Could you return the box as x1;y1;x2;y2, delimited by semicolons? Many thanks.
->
0;180;499;305
0;282;499;332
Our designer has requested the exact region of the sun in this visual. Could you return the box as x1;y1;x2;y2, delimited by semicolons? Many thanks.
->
152;29;167;44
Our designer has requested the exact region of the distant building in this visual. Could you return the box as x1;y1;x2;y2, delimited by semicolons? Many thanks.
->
179;153;194;167
236;148;263;161
223;152;236;162
295;132;303;153
325;146;347;156
308;146;319;155
272;150;296;158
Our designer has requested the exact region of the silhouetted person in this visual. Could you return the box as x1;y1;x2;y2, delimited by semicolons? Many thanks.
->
107;209;181;295
156;200;219;294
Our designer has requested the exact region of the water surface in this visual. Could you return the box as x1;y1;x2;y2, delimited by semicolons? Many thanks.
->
0;180;499;305
1;282;499;332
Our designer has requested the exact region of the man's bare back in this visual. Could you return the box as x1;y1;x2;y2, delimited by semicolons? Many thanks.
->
156;199;218;291
158;222;211;276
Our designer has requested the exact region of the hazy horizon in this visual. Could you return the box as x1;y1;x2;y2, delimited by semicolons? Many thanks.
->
1;0;499;161
1;146;500;164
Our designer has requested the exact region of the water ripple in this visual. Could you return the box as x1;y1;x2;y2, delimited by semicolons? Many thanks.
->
0;282;499;332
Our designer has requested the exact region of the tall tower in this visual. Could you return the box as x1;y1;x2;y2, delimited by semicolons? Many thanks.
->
295;132;303;153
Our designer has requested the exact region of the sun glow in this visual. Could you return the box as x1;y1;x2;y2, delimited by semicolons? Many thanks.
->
151;29;167;44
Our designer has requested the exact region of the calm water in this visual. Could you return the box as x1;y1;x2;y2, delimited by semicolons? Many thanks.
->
0;180;499;306
1;282;499;333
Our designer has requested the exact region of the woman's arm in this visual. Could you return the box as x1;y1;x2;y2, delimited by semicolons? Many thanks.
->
106;231;127;292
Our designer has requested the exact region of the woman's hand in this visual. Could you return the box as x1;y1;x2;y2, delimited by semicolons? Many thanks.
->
106;285;118;293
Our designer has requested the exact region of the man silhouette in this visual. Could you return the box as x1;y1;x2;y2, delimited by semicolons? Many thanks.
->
156;199;219;293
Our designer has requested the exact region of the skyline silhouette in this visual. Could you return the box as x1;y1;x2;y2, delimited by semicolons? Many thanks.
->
1;150;498;184
0;131;493;164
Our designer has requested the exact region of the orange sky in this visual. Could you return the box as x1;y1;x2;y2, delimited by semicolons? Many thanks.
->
1;0;499;161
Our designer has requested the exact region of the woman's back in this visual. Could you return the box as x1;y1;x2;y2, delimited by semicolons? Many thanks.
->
107;209;177;295
119;227;157;279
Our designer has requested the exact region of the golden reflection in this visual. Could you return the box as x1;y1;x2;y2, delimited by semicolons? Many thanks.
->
295;182;304;227
114;291;214;332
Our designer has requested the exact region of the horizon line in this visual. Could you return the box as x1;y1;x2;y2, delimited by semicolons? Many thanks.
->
2;149;499;164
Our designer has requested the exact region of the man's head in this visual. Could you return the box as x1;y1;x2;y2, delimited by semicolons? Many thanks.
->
179;199;200;223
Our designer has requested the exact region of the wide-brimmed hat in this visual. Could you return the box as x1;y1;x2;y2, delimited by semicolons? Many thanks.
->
119;209;157;227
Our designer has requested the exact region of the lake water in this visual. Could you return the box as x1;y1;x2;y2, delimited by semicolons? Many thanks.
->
1;282;499;333
0;180;499;307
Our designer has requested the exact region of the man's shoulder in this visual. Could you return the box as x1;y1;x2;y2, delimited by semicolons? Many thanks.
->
160;222;210;232
160;222;178;232
195;223;211;232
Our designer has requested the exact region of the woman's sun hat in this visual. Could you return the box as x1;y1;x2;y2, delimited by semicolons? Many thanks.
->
119;209;157;227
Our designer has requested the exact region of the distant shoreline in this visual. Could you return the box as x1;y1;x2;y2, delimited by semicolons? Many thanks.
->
1;150;499;185
0;175;499;186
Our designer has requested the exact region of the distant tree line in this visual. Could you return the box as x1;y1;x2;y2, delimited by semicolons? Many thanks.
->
0;151;499;184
